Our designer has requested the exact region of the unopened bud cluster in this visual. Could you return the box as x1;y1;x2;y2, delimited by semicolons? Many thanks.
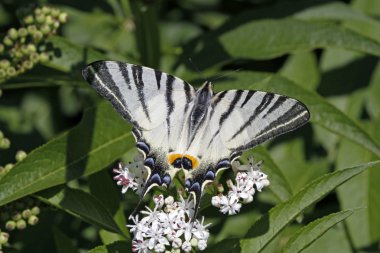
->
0;148;27;179
0;131;10;150
0;6;68;82
0;198;41;251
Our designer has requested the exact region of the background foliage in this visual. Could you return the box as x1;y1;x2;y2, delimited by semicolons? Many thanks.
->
1;0;380;252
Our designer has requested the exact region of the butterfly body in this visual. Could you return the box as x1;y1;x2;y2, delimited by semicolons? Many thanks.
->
83;61;310;218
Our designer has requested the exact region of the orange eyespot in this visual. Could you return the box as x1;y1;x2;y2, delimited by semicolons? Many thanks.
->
168;153;182;165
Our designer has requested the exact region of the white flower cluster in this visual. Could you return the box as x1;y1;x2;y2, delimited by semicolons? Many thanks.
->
113;155;146;195
211;157;270;215
128;195;211;253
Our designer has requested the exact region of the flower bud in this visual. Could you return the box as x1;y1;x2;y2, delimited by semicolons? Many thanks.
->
39;53;49;62
16;219;27;230
22;209;32;219
0;130;3;139
0;231;9;244
217;184;224;193
27;25;37;34
165;196;174;205
0;43;4;53
28;215;39;226
42;6;51;15
6;67;16;77
15;150;27;162
23;60;34;70
4;164;13;172
0;69;6;79
31;206;40;215
36;14;46;24
59;13;68;23
11;211;21;221
8;28;18;40
33;31;43;41
53;21;60;29
18;28;28;37
190;237;198;247
30;52;40;63
5;220;16;231
24;15;34;24
26;44;37;53
51;9;60;18
3;36;13;46
0;60;10;69
45;15;54;25
41;24;51;35
0;138;10;149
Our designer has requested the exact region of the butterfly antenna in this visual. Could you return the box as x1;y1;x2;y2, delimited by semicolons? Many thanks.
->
211;68;242;83
187;57;206;82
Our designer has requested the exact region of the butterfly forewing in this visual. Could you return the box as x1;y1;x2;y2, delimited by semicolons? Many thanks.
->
202;90;309;159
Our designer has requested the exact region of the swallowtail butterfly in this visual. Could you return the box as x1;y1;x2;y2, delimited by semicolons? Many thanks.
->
82;61;310;218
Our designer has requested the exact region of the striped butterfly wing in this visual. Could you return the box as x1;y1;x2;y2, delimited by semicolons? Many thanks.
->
82;61;196;196
209;90;310;155
185;90;309;216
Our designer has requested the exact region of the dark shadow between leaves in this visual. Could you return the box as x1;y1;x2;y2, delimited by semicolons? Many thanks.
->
318;56;378;96
245;212;270;238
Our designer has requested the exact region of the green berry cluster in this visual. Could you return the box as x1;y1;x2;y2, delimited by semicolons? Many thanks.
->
0;6;68;82
0;198;41;251
0;131;10;150
0;144;27;179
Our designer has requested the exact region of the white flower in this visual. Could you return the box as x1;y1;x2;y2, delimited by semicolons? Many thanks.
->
127;196;210;253
219;193;241;215
154;194;165;209
211;195;222;207
172;237;182;248
113;159;147;195
181;240;192;252
132;240;149;253
212;156;269;215
198;239;207;250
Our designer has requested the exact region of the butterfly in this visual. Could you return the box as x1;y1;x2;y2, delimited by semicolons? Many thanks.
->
82;61;310;218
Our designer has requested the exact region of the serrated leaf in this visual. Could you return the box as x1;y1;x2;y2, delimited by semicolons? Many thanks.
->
88;241;131;253
215;71;380;157
240;160;379;252
182;19;380;69
37;186;122;234
0;102;134;206
283;210;354;253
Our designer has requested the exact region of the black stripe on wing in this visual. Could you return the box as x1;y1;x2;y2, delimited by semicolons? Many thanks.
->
132;65;151;122
235;101;310;151
82;61;143;129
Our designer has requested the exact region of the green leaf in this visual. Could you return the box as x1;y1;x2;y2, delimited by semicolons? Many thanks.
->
130;0;160;68
240;160;379;252
216;71;380;157
43;36;107;73
244;146;293;202
88;241;131;253
182;19;380;69
336;121;380;248
37;186;122;234
280;51;320;91
283;210;354;253
53;227;80;253
0;102;134;206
